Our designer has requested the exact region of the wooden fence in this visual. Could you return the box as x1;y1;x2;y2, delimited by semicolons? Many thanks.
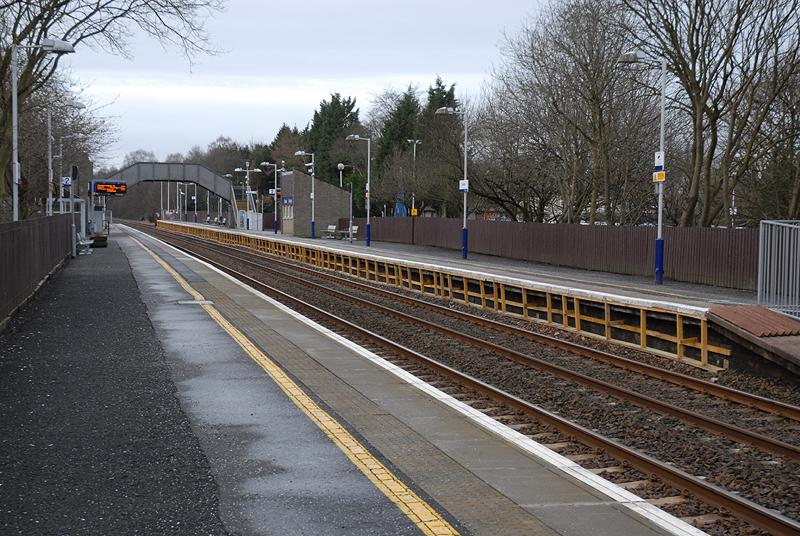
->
348;217;759;290
0;215;71;323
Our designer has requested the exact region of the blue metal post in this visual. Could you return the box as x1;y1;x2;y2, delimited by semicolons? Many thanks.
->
366;223;371;246
462;226;468;259
655;237;664;284
311;220;316;239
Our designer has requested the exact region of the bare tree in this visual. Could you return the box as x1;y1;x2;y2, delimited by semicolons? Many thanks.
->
624;0;800;226
1;0;224;219
478;0;656;224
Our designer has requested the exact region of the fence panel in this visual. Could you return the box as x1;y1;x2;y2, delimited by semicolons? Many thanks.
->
758;220;800;317
352;217;759;289
0;215;71;322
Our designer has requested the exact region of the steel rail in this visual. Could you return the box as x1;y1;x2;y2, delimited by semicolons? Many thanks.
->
139;229;800;536
142;225;800;462
141;224;800;462
147;223;800;422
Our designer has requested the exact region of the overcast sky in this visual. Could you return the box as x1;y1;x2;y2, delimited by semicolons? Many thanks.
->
61;0;541;167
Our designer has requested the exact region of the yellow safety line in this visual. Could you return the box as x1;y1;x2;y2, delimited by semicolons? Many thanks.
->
129;235;459;536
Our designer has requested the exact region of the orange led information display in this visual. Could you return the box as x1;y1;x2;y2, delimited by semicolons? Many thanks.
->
92;181;128;195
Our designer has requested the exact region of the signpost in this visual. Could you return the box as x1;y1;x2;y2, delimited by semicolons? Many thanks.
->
459;179;469;259
653;151;665;284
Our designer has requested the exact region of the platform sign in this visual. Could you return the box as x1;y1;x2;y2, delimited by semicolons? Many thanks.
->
411;208;419;216
652;170;666;183
282;196;294;206
61;177;71;187
654;151;664;170
459;179;469;192
92;181;127;196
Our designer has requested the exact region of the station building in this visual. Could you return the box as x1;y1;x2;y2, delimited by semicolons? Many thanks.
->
279;170;350;238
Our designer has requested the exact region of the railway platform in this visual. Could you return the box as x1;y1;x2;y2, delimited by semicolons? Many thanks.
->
0;225;707;535
163;221;800;378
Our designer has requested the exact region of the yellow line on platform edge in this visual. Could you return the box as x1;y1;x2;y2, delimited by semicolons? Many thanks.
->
129;235;459;536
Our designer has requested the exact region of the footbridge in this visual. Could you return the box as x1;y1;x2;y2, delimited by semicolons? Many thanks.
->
105;162;235;203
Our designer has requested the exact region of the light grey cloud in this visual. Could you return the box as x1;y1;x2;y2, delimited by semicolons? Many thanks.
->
62;0;540;166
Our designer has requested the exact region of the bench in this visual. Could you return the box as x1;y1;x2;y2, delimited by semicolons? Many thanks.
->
322;224;338;239
338;225;358;240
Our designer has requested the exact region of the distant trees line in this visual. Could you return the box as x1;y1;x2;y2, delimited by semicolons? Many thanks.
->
4;0;799;226
118;0;800;226
0;0;223;221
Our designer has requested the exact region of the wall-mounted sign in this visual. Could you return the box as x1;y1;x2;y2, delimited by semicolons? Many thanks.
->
92;181;128;196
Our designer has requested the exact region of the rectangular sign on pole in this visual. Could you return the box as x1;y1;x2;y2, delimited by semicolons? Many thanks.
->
459;179;469;192
654;151;665;170
652;170;666;183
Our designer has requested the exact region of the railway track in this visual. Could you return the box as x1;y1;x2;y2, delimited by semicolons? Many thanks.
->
126;222;800;535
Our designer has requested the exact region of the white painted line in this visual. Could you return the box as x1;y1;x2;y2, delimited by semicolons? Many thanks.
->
168;221;710;317
120;224;708;536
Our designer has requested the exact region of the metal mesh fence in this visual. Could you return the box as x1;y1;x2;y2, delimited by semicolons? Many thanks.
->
758;220;800;318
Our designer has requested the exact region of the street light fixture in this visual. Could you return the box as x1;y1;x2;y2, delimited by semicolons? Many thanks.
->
345;134;372;246
434;106;469;259
260;161;285;234
234;162;263;230
338;163;356;243
294;150;316;238
406;139;422;215
619;49;668;285
10;38;75;221
48;101;85;217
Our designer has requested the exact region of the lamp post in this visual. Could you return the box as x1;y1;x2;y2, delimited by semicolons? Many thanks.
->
406;139;421;202
294;150;316;238
260;161;284;234
406;139;422;215
345;134;372;246
10;38;75;221
435;107;469;259
619;50;668;285
234;162;263;230
338;163;356;241
48;101;86;217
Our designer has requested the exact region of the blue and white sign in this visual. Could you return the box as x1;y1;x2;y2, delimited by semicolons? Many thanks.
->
459;179;469;192
654;151;664;171
282;196;294;206
61;176;71;187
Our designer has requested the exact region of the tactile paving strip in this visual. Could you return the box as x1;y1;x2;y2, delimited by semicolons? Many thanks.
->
194;281;558;536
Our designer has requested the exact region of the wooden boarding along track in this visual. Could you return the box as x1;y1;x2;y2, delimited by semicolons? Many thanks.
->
158;221;732;371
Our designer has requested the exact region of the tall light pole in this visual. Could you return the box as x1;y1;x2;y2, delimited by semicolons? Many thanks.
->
345;134;372;246
234;162;263;230
10;38;75;221
619;50;668;285
406;139;421;217
435;107;469;259
260;161;284;234
46;110;53;216
294;150;316;238
48;101;85;217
